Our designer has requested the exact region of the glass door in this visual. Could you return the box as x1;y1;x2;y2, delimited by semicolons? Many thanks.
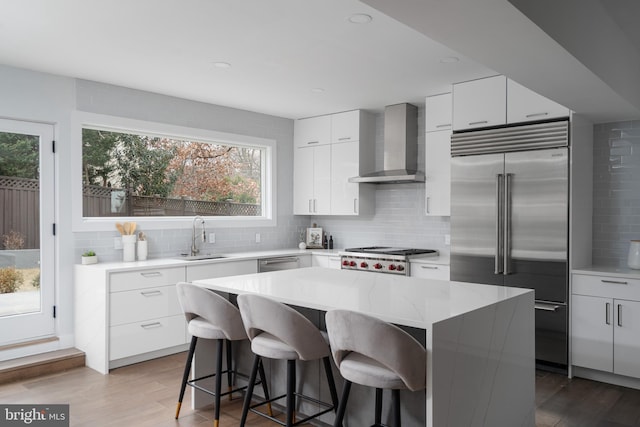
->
0;118;55;345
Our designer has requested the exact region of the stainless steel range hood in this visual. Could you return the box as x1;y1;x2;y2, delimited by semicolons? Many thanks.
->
349;103;424;183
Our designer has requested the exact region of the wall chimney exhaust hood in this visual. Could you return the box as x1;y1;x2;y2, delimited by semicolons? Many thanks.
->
349;103;424;184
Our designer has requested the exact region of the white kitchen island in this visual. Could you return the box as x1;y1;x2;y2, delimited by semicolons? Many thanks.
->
193;267;535;427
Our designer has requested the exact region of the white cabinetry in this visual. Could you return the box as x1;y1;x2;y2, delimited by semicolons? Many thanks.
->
312;253;342;269
294;115;331;148
572;272;640;379
410;262;450;280
507;79;570;124
75;265;188;374
294;110;374;216
453;75;506;131
186;259;258;282
425;93;452;216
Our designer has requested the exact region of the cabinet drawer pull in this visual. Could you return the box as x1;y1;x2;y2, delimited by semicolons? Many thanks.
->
140;290;162;297
534;303;561;312
469;120;488;126
426;197;430;214
309;199;312;213
436;124;451;128
353;198;357;214
601;279;628;285
618;304;622;327
525;112;549;118
606;302;611;325
306;141;319;145
338;137;351;141
140;322;162;329
421;265;439;270
140;272;162;278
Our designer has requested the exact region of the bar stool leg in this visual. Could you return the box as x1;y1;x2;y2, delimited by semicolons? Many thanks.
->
240;354;260;427
392;389;401;427
333;380;351;427
257;359;273;416
175;336;198;419
374;388;383;426
226;339;233;400
286;360;296;427
322;357;339;410
213;339;224;427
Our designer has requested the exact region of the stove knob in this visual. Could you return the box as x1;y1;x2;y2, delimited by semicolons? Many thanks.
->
374;263;383;270
388;264;397;271
360;262;368;268
342;260;350;266
397;265;405;272
350;261;357;267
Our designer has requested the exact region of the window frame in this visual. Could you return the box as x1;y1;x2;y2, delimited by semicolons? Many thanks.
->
71;111;277;231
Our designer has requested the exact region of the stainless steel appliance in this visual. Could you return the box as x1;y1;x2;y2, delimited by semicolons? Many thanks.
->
258;256;301;273
340;247;439;275
450;119;569;369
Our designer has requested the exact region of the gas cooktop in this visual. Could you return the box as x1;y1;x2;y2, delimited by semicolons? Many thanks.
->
343;247;438;257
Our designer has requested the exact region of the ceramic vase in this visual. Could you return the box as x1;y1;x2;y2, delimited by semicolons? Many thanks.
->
122;235;136;262
137;240;148;261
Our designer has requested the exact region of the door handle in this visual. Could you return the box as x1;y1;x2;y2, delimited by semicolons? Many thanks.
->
503;173;513;275
606;302;611;325
426;196;430;214
353;198;357;214
534;303;561;312
618;304;622;327
314;199;317;213
495;174;504;274
309;199;312;213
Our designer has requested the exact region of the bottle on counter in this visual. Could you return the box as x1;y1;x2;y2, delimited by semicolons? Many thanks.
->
329;235;334;249
323;234;328;249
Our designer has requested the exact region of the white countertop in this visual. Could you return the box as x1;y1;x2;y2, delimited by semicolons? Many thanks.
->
193;267;530;329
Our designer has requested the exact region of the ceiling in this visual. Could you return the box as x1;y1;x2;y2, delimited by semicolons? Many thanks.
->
1;0;639;122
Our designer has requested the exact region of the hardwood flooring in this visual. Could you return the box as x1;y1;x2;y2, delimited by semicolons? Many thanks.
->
1;352;640;426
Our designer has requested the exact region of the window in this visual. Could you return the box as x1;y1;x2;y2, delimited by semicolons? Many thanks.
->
72;112;276;230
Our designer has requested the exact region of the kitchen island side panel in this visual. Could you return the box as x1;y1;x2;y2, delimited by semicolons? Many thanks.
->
430;291;535;427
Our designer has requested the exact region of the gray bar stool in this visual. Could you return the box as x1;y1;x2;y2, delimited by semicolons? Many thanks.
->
175;282;270;427
325;309;427;427
237;293;339;427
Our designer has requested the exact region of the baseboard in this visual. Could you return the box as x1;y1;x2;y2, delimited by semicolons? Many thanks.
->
572;366;640;390
0;348;85;384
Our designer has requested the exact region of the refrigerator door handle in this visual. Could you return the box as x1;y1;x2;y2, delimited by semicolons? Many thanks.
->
503;173;513;275
495;174;504;274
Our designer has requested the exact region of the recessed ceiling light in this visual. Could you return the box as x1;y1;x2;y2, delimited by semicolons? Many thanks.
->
311;88;325;93
213;62;232;69
348;13;373;24
439;57;460;64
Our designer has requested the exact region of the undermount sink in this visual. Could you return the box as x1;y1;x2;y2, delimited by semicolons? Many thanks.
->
176;254;226;261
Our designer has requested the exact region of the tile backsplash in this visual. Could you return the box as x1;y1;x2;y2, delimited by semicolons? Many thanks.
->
593;120;640;267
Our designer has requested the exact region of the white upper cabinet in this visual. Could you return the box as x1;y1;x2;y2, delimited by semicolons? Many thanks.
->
293;110;374;216
425;93;452;216
331;110;361;143
507;79;570;124
294;115;331;148
425;93;452;132
453;75;506;131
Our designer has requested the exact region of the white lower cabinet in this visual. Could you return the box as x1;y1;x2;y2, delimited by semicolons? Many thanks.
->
186;259;257;281
572;272;640;379
110;314;187;361
312;253;342;269
410;262;450;280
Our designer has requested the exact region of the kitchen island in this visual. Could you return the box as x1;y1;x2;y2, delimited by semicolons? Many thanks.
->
192;267;535;427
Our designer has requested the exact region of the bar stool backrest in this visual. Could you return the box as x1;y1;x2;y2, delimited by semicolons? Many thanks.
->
326;309;427;391
176;282;246;341
237;293;330;361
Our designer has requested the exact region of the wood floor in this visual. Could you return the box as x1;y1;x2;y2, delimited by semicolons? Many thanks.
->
1;352;640;426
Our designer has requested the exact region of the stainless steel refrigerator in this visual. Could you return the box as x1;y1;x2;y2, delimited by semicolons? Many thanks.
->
450;120;569;368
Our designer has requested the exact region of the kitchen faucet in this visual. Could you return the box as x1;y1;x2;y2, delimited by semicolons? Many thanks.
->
191;216;206;256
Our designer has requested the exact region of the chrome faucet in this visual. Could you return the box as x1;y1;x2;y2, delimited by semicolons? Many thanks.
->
191;216;206;256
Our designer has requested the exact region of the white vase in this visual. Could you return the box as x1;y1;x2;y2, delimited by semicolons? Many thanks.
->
122;235;136;262
298;242;307;250
137;240;148;261
628;240;640;269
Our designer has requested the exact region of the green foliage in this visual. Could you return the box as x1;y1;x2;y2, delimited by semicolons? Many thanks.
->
0;132;39;179
82;250;96;257
82;129;117;186
31;272;40;289
0;267;23;294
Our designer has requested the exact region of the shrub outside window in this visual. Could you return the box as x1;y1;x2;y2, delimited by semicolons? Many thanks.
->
82;127;265;218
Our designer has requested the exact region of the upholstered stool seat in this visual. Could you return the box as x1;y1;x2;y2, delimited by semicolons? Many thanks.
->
326;309;427;427
237;293;339;427
175;282;270;427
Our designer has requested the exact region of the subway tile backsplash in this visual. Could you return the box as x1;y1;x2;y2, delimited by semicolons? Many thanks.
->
592;120;640;267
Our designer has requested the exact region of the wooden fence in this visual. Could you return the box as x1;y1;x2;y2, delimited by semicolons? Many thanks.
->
1;177;260;249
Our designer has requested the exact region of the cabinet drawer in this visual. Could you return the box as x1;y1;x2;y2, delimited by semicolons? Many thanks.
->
110;267;185;292
573;273;640;300
110;314;186;360
186;259;258;282
110;285;181;326
411;264;450;280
